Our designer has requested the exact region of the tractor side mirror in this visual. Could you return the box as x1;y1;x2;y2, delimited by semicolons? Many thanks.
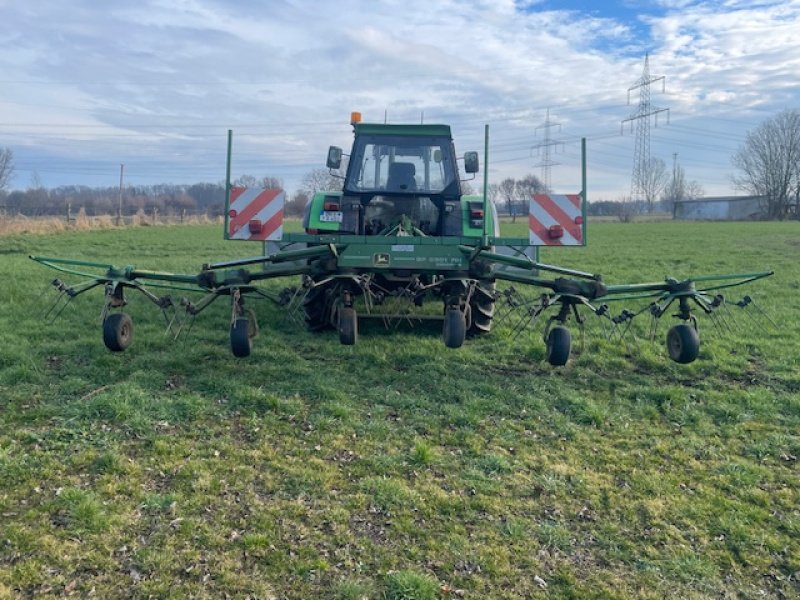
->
464;151;479;174
326;146;343;170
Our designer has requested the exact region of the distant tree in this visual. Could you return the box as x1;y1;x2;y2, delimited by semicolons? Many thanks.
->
0;147;13;193
233;174;259;188
498;177;517;222
285;191;309;217
25;172;50;216
661;164;704;216
732;108;800;220
301;168;342;194
639;157;668;213
515;174;547;198
260;176;284;190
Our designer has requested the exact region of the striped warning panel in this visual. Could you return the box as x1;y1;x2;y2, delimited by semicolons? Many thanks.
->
529;193;584;246
227;187;285;241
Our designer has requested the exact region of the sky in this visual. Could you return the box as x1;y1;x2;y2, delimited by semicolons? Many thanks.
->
1;0;799;200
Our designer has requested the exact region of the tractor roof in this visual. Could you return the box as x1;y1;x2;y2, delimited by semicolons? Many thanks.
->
353;123;452;138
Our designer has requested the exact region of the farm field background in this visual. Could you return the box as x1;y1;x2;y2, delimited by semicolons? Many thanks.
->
0;220;798;599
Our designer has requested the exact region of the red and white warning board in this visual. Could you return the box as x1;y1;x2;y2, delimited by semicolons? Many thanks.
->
528;193;585;246
227;187;285;241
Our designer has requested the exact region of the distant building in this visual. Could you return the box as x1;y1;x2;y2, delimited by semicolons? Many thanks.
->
674;196;766;221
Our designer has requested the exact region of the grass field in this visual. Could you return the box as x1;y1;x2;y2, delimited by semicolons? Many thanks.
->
0;221;798;599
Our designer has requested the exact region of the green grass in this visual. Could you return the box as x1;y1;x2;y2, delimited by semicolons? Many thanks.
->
0;221;798;598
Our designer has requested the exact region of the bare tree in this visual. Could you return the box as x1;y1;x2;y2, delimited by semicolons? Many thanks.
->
260;176;284;190
732;109;800;220
515;174;546;198
0;147;13;192
640;157;668;213
662;164;704;216
685;180;705;200
498;178;517;222
285;191;309;217
233;174;258;188
300;168;342;194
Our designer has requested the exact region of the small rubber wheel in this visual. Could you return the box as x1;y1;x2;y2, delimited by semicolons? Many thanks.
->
443;308;466;349
546;326;571;366
338;307;358;345
666;323;700;364
102;313;133;352
230;318;253;358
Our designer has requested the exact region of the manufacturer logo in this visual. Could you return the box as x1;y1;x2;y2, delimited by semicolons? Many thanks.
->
373;253;391;267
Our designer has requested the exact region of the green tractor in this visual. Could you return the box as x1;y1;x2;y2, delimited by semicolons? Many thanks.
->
31;114;772;365
297;119;499;347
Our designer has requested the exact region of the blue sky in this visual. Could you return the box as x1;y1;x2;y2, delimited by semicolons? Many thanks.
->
1;0;799;200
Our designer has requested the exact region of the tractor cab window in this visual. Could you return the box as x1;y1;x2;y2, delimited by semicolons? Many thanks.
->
346;135;456;195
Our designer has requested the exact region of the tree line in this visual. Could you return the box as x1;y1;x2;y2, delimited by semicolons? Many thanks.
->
1;109;798;220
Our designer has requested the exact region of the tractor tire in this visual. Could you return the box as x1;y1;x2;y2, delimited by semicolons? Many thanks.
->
666;323;700;364
546;326;571;366
338;307;358;345
443;308;467;349
230;318;253;358
303;280;335;331
103;313;133;352
469;281;495;335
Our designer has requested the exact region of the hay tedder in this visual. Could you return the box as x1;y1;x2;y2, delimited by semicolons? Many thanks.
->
31;113;773;365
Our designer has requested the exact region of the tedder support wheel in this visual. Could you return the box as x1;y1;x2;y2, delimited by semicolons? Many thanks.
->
666;323;700;364
443;308;466;349
230;318;253;358
546;326;571;366
103;313;133;352
338;307;358;345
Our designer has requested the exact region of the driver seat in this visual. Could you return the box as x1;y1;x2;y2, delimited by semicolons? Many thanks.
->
386;162;417;191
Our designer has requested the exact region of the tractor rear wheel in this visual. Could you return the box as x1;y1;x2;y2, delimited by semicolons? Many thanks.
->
230;318;253;358
443;308;467;349
469;281;495;335
103;313;133;352
303;280;335;331
546;326;571;366
338;307;358;345
666;323;699;364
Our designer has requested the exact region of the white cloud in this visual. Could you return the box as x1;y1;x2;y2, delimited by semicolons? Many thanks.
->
0;0;797;198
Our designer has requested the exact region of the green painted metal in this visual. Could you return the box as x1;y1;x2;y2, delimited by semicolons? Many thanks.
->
581;137;587;245
224;129;232;240
305;191;343;232
354;123;452;138
482;124;489;244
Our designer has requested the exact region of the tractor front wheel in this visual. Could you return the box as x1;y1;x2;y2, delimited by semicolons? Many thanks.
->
666;323;699;364
443;308;466;349
338;307;358;345
103;313;133;352
546;326;571;366
230;318;253;358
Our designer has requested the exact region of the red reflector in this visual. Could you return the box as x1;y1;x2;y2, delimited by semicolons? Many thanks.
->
470;209;484;218
548;225;564;239
324;202;339;211
248;220;262;234
307;228;319;234
575;216;583;225
228;209;237;218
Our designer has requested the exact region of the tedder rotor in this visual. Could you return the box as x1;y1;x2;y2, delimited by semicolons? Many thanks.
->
31;113;773;366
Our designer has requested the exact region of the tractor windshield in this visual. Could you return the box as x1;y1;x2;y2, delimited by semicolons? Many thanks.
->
345;135;457;195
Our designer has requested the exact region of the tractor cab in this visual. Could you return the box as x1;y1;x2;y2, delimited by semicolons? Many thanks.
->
307;121;480;236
